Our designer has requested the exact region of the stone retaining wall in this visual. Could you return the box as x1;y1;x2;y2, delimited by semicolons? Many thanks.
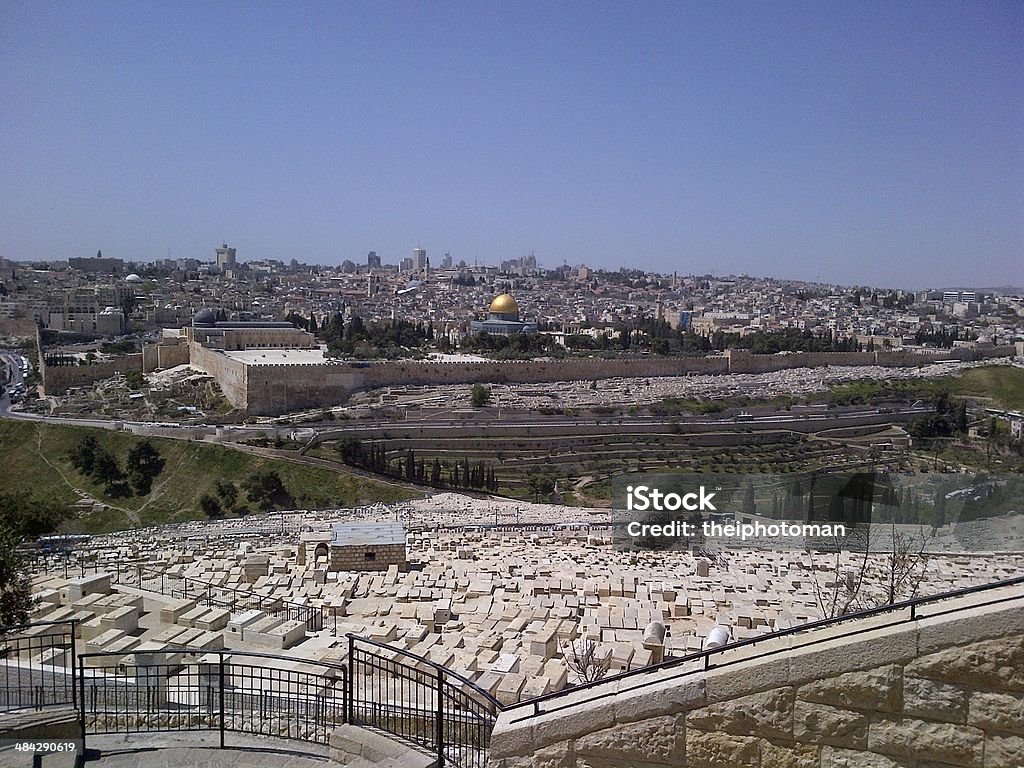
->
41;353;143;394
488;591;1024;767
147;336;1018;415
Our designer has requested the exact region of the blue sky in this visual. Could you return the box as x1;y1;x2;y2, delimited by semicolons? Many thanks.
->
1;1;1021;288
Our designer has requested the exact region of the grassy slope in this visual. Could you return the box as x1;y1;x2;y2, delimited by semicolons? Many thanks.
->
0;420;414;534
953;366;1024;411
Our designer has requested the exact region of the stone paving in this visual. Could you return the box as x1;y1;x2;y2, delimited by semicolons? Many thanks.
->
0;732;330;768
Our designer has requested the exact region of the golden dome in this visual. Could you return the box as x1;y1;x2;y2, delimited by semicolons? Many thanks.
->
488;294;519;314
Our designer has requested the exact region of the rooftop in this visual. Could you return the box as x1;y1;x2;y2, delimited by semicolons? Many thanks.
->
223;348;333;365
331;522;406;547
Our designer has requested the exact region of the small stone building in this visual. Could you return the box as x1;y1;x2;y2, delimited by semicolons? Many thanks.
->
329;522;407;572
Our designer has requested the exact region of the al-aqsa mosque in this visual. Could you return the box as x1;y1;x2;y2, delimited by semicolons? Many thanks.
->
469;293;538;336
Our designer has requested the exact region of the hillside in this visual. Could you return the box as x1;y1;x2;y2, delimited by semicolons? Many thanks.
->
953;365;1024;411
0;420;416;534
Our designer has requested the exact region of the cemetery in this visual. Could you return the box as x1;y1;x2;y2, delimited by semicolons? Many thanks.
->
21;493;1024;706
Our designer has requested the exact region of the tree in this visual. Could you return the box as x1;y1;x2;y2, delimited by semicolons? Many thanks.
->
68;435;100;476
92;448;126;494
742;482;756;517
470;384;492;407
126;440;164;495
954;401;968;434
811;523;928;619
564;636;612;684
215;480;238;511
336;436;365;466
0;523;34;627
199;493;222;517
0;492;68;539
242;470;286;511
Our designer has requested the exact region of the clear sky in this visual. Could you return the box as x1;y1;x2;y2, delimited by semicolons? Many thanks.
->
1;2;1021;289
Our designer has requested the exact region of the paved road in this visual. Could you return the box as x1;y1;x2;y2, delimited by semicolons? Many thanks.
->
0;350;27;417
0;734;330;768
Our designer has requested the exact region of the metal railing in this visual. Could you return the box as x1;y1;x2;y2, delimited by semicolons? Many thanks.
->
25;551;141;585
172;575;330;633
0;621;77;712
77;647;346;751
7;574;1023;765
347;634;501;768
501;573;1024;724
25;555;333;634
130;567;332;634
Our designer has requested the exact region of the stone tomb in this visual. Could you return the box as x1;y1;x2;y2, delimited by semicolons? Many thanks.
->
329;522;407;573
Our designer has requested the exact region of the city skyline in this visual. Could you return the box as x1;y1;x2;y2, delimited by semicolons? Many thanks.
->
2;2;1021;288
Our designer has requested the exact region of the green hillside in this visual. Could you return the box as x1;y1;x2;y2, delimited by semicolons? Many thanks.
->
953;366;1024;411
0;420;415;534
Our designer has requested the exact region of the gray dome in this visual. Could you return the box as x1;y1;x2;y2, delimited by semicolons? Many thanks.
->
193;308;216;326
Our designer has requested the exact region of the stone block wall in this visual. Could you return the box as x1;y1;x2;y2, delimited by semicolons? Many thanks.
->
41;353;143;394
488;594;1024;768
163;335;1019;415
142;340;190;372
188;344;249;409
243;362;364;415
329;543;407;572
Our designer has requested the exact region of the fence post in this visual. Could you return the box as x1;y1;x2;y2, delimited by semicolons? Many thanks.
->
436;667;444;767
78;653;87;755
70;623;78;710
219;653;226;748
346;635;354;725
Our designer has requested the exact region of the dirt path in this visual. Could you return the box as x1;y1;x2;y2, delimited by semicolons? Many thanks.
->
132;444;191;516
33;423;140;525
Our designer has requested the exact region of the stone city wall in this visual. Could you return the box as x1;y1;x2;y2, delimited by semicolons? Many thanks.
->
0;316;38;338
359;356;731;389
141;341;190;372
167;340;1018;416
243;360;365;415
488;592;1024;768
41;353;143;394
188;343;249;410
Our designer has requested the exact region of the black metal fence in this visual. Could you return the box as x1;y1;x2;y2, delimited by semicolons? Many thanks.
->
25;554;332;634
347;635;501;768
5;572;1023;767
0;621;77;712
131;568;332;634
77;647;346;750
172;576;330;633
501;572;1024;724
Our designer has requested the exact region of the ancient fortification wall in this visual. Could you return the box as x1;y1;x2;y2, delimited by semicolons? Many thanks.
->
131;339;1017;415
243;360;365;415
41;353;142;394
188;344;249;410
0;316;38;338
141;341;190;372
488;589;1024;768
358;356;731;389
